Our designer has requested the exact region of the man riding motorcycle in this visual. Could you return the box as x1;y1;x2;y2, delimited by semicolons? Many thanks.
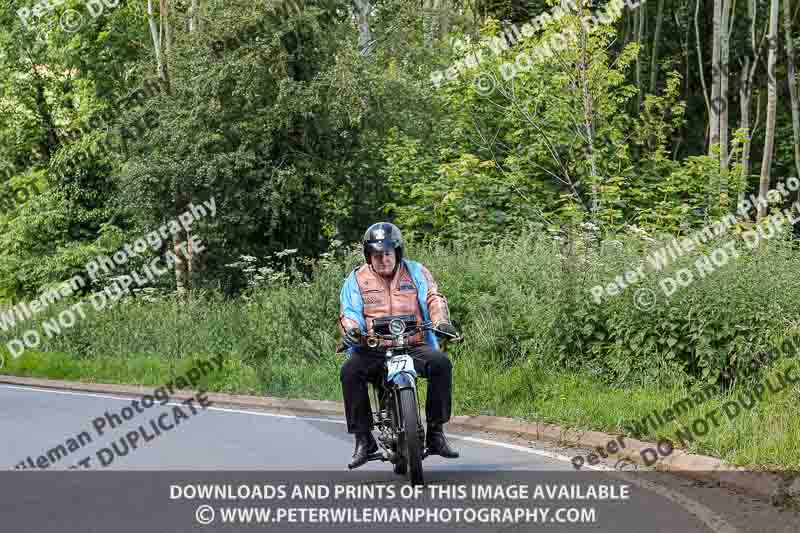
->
338;222;460;469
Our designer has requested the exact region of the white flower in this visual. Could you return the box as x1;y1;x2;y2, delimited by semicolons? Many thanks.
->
275;248;298;258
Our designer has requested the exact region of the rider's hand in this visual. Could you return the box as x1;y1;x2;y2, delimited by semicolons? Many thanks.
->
434;321;458;338
345;328;363;346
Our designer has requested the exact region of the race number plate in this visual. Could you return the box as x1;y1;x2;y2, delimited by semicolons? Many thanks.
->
387;354;416;380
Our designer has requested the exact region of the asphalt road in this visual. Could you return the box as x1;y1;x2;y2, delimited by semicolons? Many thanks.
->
1;383;798;533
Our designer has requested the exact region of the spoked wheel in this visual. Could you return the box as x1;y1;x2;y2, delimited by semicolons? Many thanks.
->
398;387;424;485
387;392;407;476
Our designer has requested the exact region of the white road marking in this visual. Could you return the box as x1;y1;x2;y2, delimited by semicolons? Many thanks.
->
451;435;611;470
1;383;737;532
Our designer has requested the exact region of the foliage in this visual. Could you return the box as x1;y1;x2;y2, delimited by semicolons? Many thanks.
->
0;0;798;300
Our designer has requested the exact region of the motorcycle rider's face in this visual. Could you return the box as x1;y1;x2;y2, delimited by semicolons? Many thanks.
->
370;250;396;278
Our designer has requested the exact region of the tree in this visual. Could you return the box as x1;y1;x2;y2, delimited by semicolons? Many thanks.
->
710;0;722;164
649;0;665;96
784;0;800;181
354;0;374;54
738;0;769;207
718;0;732;207
758;0;780;220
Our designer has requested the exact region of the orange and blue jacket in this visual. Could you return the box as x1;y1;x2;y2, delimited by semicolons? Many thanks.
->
338;259;451;356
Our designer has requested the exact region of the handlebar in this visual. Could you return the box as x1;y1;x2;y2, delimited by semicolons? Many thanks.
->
363;321;463;348
337;322;462;354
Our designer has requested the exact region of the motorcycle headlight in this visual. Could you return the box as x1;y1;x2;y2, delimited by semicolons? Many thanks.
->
389;319;405;335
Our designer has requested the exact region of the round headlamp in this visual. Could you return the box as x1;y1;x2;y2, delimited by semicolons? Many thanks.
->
389;319;405;335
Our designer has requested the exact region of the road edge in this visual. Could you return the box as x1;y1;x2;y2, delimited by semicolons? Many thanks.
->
1;373;795;505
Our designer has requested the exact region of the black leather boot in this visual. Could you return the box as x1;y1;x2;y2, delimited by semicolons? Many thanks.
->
425;423;459;458
348;431;378;469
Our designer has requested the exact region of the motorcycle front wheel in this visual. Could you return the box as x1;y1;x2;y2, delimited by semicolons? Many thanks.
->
392;451;407;475
398;387;424;485
388;391;406;475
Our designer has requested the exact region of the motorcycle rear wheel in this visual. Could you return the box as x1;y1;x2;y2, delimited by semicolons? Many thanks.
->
398;387;424;485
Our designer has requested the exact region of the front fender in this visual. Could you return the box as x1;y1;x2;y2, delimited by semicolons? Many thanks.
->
390;371;416;390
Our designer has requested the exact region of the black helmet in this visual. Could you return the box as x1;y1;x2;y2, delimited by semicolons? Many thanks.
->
362;222;404;263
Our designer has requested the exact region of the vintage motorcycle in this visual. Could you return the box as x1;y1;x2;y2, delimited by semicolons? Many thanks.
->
345;315;460;486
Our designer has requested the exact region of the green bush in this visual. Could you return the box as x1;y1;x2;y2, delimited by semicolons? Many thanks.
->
554;226;800;387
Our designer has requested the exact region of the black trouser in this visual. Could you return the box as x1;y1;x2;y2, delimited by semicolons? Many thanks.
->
340;344;453;434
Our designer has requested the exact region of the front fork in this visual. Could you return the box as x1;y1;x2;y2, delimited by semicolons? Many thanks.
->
388;373;426;452
374;374;425;461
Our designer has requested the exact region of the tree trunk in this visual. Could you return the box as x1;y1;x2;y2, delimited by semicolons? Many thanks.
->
189;0;199;32
739;0;768;206
353;0;374;55
635;5;645;113
423;0;451;42
184;0;203;286
784;0;800;181
739;58;752;207
719;0;734;207
707;0;723;209
148;0;189;294
710;0;722;155
649;0;665;95
174;194;192;296
675;9;690;102
162;0;172;57
624;8;633;45
758;0;780;221
580;13;599;221
147;0;170;87
673;7;691;156
696;0;712;120
646;0;666;150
